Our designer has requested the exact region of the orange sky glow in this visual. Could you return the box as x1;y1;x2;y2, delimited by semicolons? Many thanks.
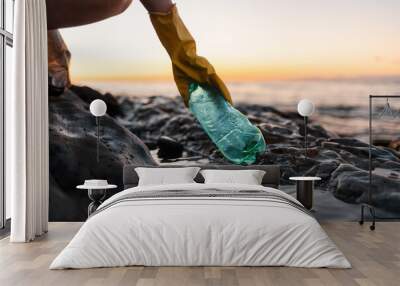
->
61;0;400;83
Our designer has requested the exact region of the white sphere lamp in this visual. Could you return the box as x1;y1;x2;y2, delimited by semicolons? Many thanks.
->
90;99;107;117
90;99;107;163
297;99;315;117
297;99;315;157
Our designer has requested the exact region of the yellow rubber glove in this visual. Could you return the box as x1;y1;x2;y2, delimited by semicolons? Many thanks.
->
149;5;232;106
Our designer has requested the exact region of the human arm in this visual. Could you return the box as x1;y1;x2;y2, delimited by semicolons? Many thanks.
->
46;0;133;30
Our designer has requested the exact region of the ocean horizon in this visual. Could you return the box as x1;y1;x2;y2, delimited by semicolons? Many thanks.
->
76;78;400;139
77;78;400;108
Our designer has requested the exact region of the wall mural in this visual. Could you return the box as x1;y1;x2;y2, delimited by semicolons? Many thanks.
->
47;1;400;221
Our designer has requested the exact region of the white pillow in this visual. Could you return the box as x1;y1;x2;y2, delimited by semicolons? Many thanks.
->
200;169;266;185
135;167;200;186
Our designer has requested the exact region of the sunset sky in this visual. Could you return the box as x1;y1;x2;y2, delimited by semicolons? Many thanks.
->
61;0;400;83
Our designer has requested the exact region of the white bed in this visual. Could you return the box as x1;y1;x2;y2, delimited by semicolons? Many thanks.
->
50;183;350;269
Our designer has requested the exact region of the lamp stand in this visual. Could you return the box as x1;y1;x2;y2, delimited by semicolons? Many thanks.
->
304;116;308;158
96;117;100;163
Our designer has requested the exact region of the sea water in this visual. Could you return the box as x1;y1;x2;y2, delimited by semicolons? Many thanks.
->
79;78;400;138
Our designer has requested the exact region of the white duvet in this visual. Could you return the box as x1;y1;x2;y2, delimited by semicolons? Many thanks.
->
50;183;350;269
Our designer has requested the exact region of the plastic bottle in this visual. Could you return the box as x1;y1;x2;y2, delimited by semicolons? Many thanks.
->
188;83;266;165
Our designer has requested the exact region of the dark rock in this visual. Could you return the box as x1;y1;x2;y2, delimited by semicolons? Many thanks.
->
381;147;400;161
157;136;184;159
119;96;219;160
329;138;369;147
379;161;400;171
70;85;121;117
309;124;336;139
49;89;156;221
305;161;339;185
116;94;400;185
49;175;88;222
306;147;320;158
329;164;400;211
49;78;66;97
389;139;400;151
260;129;289;144
67;92;400;214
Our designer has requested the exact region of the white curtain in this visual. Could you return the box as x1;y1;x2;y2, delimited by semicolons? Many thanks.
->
6;0;49;242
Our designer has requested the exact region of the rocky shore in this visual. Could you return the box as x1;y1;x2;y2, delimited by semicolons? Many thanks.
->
49;86;156;221
49;85;400;220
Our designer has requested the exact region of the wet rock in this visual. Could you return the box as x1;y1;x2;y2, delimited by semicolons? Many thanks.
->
329;138;369;147
49;89;156;221
119;96;217;158
259;123;292;144
379;161;400;171
157;136;184;159
329;164;400;211
305;161;339;185
69;85;121;117
58;91;400;214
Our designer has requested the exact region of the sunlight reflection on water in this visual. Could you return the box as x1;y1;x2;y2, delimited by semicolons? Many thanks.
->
78;79;400;139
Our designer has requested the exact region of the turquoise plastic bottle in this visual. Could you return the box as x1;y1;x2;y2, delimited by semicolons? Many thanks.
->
188;83;266;165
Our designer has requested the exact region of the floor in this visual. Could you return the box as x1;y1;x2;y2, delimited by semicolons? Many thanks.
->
0;222;398;286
